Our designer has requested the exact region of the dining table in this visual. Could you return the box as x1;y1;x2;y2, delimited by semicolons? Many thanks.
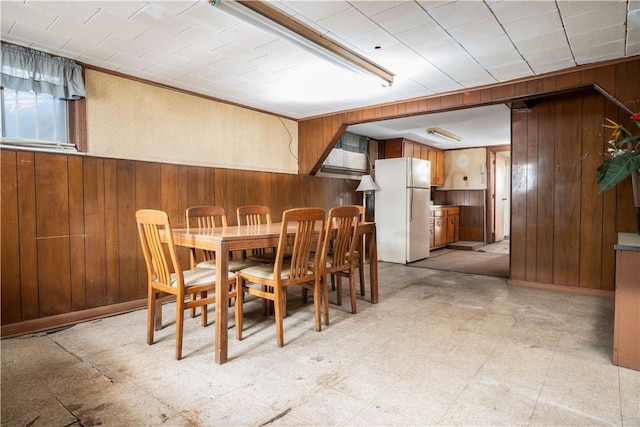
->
165;221;378;364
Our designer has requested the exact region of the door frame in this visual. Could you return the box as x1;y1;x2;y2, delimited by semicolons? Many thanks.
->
486;145;510;243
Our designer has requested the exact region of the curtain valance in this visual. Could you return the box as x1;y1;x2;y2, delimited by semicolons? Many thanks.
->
1;44;86;100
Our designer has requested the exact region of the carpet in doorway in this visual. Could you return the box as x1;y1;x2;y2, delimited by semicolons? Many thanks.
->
408;249;509;277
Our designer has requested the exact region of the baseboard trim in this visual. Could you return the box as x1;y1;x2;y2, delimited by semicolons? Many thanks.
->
508;279;615;299
1;299;148;339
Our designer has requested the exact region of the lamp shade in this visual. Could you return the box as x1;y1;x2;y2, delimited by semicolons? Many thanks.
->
356;175;380;192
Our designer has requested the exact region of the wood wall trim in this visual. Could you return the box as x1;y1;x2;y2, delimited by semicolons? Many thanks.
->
0;299;147;339
508;279;615;300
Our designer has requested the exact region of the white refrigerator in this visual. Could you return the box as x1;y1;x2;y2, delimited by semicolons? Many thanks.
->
374;157;431;263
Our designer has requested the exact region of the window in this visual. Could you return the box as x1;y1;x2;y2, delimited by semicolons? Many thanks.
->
1;88;72;147
1;43;86;152
322;131;369;174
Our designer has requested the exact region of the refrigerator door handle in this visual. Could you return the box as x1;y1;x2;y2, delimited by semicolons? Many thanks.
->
409;188;413;221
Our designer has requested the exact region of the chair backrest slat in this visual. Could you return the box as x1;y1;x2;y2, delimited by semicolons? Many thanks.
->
136;209;184;293
237;205;272;226
277;208;325;281
322;205;361;271
186;206;228;232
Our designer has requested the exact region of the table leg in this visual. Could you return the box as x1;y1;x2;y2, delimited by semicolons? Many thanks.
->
214;241;229;364
368;226;378;304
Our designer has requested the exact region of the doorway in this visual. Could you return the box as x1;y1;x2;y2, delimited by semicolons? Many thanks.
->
482;148;511;256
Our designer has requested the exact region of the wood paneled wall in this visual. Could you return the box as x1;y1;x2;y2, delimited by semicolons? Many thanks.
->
299;56;639;292
510;89;636;291
1;150;358;335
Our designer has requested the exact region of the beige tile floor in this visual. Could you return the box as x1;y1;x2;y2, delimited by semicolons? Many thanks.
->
2;262;639;426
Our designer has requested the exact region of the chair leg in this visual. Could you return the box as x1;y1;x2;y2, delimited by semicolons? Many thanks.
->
235;278;245;340
175;298;185;360
147;288;155;345
321;275;330;326
358;261;366;296
190;292;197;318
313;281;321;332
336;275;343;306
349;271;357;314
200;291;208;326
274;287;284;347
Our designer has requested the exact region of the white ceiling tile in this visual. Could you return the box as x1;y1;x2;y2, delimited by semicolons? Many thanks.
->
63;38;116;61
447;16;504;45
86;9;149;41
90;1;147;19
557;1;623;18
9;21;71;48
175;44;225;66
29;43;81;60
352;1;411;18
477;49;526;69
1;19;16;37
254;39;306;61
128;3;193;36
395;22;449;49
374;2;435;34
220;21;278;47
427;1;492;29
526;46;575;65
1;1;58;30
25;1;101;23
344;27;400;54
503;11;563;42
573;40;626;64
140;50;191;69
489;0;559;25
486;61;532;81
132;28;199;53
563;3;628;36
275;1;351;21
569;24;627;51
178;1;238;33
515;30;569;55
318;7;377;39
105;52;154;71
100;35;152;58
49;16;112;45
464;34;515;58
531;58;578;74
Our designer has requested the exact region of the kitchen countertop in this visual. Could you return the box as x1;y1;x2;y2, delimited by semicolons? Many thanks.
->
615;232;640;252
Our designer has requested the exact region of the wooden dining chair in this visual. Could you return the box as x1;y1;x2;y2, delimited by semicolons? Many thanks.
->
236;205;278;263
319;205;361;323
235;207;325;347
186;206;260;272
136;209;236;360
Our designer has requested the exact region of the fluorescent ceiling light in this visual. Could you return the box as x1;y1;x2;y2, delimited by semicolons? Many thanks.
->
211;0;394;87
426;127;461;143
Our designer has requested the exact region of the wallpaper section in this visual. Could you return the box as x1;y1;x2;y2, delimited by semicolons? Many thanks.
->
84;70;298;174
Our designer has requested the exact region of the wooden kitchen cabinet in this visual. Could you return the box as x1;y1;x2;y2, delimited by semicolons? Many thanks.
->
428;148;445;187
613;233;640;371
382;138;445;187
446;207;459;244
430;206;459;249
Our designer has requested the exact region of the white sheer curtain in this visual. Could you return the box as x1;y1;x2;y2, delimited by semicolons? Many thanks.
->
1;44;86;100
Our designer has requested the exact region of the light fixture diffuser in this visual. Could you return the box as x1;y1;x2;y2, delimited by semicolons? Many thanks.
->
211;0;394;87
426;127;462;143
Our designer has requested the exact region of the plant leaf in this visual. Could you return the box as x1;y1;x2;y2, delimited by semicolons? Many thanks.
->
597;152;640;193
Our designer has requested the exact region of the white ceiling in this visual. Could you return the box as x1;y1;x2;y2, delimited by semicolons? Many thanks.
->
2;0;639;150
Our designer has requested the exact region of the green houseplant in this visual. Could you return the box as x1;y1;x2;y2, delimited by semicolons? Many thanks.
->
597;112;640;193
598;112;640;234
